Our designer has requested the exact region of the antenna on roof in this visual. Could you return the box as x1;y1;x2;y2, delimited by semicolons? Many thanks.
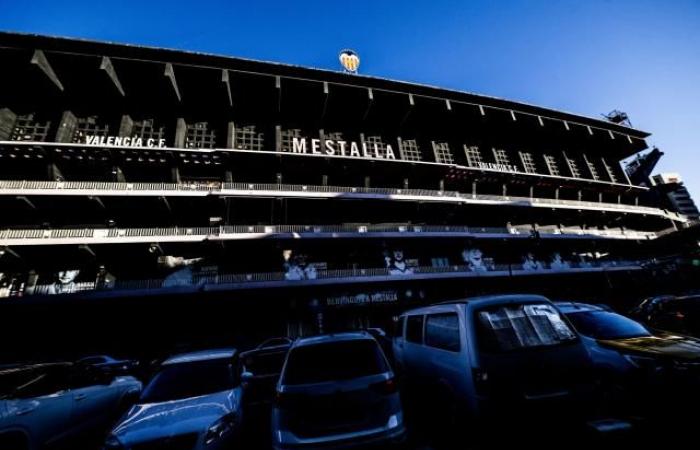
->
602;110;632;127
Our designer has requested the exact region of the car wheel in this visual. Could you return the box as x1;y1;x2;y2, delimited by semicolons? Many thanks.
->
0;432;30;450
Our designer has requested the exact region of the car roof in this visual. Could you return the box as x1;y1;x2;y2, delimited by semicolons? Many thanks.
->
554;301;611;314
291;331;374;348
401;294;552;316
163;348;237;365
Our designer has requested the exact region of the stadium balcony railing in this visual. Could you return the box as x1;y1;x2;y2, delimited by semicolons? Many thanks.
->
0;180;683;220
0;223;659;243
25;259;646;297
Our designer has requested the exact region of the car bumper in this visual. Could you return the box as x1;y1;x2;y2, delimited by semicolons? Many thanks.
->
273;415;406;450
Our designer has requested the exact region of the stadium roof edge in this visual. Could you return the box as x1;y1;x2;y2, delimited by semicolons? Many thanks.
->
0;31;650;140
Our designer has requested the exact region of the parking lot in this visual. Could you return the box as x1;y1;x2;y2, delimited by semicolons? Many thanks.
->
3;293;700;450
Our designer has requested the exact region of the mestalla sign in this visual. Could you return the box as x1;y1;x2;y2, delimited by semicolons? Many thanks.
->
287;137;397;160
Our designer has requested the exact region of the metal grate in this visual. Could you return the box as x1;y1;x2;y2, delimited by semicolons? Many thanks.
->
601;158;618;183
584;155;600;181
564;153;582;178
432;141;454;164
280;129;303;152
10;114;51;142
185;122;216;149
234;125;265;151
398;139;422;161
519;151;537;174
492;148;511;166
132;119;166;143
464;145;483;167
72;116;109;144
543;154;561;176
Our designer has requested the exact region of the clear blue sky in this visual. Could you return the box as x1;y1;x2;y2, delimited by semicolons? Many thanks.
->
1;0;698;197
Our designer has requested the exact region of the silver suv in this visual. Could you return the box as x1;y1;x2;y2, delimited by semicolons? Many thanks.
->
272;332;405;449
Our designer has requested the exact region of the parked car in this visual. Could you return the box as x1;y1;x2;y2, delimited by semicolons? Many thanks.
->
77;355;139;377
557;301;700;411
240;337;292;407
393;294;596;424
365;327;393;362
272;332;405;449
630;294;700;338
0;362;141;450
104;348;244;450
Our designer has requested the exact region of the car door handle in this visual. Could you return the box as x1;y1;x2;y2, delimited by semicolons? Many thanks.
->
15;407;36;416
74;393;88;401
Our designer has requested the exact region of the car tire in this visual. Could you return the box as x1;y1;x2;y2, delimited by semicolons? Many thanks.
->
0;432;30;450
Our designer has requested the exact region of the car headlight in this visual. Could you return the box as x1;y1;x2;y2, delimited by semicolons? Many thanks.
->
103;434;123;450
204;412;238;445
623;354;663;372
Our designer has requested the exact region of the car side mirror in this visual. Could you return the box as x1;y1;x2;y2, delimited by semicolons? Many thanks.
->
241;371;254;383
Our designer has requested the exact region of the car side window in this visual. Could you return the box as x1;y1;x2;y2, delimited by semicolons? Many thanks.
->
405;315;424;344
425;313;461;352
13;370;69;399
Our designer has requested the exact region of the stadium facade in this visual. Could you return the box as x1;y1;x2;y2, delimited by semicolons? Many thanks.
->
0;32;693;357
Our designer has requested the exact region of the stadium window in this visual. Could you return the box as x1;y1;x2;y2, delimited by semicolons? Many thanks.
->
492;148;511;166
11;114;51;142
519;151;537;174
398;139;422;162
364;135;391;158
432;141;454;164
185;122;217;149
280;129;303;152
72;116;109;144
233;125;264;151
543;154;561;176
464;145;483;167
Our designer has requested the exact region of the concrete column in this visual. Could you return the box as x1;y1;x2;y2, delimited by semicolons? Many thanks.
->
48;163;64;181
403;178;409;189
55;111;77;143
364;176;371;188
226;121;235;149
439;179;445;192
112;166;126;182
118;115;134;137
174;118;187;148
225;170;233;183
502;184;507;197
322;174;328;186
472;181;477;197
171;166;181;184
275;125;282;152
577;190;582;201
0;108;17;140
529;186;534;199
555;188;560;200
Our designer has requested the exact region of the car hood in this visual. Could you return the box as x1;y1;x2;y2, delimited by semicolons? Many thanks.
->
598;334;700;360
111;389;241;445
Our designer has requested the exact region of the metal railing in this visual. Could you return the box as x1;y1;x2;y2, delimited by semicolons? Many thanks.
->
0;223;657;242
0;179;678;219
25;259;646;297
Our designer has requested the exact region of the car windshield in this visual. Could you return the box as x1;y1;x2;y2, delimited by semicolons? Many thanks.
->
282;339;388;385
141;358;236;403
477;303;578;352
566;311;652;340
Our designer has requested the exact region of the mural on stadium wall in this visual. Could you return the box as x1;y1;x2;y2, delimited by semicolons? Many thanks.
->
384;249;417;275
160;256;204;287
283;250;325;281
522;253;545;271
462;248;495;272
550;252;571;270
